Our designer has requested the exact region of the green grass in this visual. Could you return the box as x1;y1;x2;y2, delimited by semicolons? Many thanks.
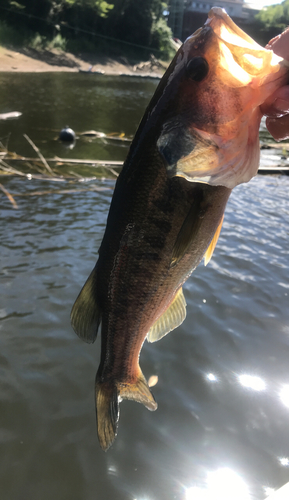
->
29;33;67;51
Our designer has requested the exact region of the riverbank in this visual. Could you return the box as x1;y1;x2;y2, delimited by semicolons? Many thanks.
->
0;45;165;78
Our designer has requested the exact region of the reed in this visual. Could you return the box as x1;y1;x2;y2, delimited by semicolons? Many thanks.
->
0;133;124;208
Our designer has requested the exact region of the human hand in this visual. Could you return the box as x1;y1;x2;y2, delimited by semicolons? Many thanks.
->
260;28;289;141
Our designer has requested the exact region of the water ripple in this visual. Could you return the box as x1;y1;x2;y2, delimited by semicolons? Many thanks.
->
1;164;289;499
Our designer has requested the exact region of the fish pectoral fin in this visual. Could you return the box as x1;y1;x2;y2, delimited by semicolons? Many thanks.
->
171;192;203;267
119;370;158;411
147;287;187;343
70;265;101;344
204;214;224;266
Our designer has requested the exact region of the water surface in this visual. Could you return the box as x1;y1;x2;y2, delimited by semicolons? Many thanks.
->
1;73;289;500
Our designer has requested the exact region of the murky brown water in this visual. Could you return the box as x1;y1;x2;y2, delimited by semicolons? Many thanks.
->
1;73;289;500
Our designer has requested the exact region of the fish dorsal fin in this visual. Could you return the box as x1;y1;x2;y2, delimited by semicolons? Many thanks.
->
147;287;186;343
204;214;224;266
70;265;101;344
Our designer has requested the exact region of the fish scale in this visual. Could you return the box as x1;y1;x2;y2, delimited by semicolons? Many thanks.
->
71;7;289;450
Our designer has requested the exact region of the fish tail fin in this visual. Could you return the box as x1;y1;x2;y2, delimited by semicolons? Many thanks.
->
95;369;157;451
95;377;119;452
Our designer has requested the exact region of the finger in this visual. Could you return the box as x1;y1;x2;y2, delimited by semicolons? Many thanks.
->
265;35;280;48
265;114;289;141
265;27;289;58
261;86;289;116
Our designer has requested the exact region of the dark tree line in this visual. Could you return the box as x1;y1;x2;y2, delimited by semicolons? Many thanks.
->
0;0;173;57
2;0;285;59
254;0;289;44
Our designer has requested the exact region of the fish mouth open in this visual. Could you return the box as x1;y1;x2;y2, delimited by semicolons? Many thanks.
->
205;7;286;88
171;7;289;189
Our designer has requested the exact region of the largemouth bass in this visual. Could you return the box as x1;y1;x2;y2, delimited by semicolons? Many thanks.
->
71;8;289;451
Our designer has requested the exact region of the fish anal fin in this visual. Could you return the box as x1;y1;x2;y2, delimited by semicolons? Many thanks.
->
204;214;224;266
70;265;101;344
119;370;158;411
147;287;186;343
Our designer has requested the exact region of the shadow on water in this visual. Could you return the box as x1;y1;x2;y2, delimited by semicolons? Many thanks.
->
1;73;289;500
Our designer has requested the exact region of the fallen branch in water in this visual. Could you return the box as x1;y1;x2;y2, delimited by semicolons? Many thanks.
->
0;134;124;204
0;130;124;182
23;134;54;175
261;142;289;150
0;182;18;208
0;145;123;182
79;130;131;142
0;158;26;176
4;157;123;166
12;185;113;196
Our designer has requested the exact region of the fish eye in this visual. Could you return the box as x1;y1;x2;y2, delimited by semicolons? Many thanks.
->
186;56;209;82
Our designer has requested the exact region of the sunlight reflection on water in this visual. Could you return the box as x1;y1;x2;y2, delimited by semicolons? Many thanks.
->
279;385;289;408
206;373;218;382
0;75;289;500
185;468;250;500
265;481;289;500
238;374;266;391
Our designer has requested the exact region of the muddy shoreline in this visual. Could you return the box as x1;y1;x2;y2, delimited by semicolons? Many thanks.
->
0;45;165;78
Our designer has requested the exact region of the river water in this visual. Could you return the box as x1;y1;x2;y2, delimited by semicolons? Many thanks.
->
0;73;289;500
